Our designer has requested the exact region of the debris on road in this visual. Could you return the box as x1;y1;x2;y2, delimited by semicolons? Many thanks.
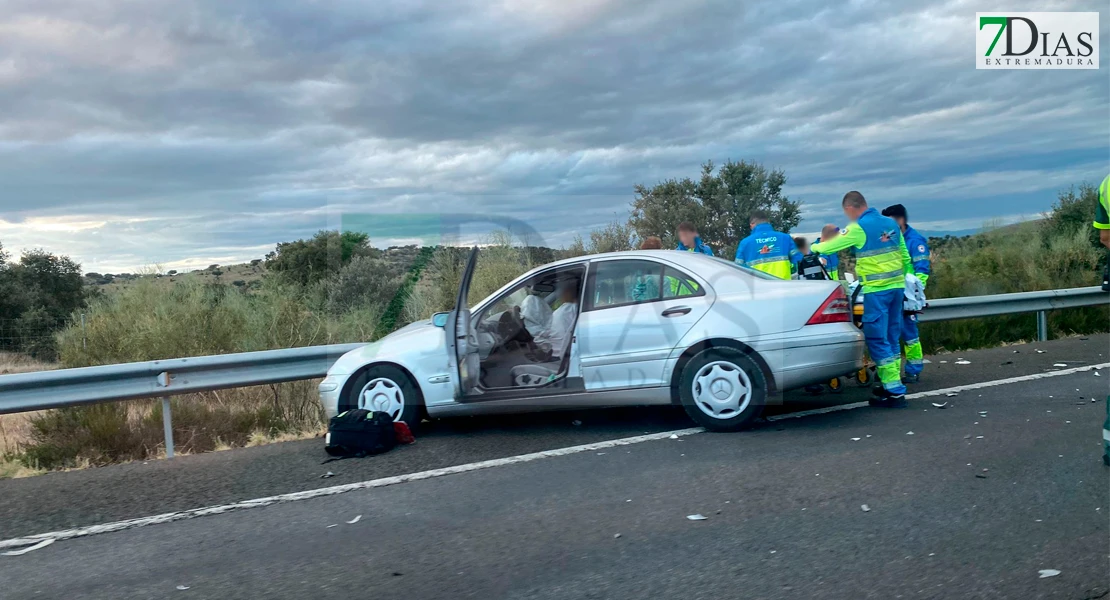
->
346;515;362;524
906;431;914;435
686;514;708;521
176;585;190;591
1035;349;1045;354
932;402;948;408
955;360;971;365
326;524;338;528
2;539;55;556
669;434;679;440
922;359;932;364
851;437;861;441
320;471;335;479
940;360;948;364
1095;372;1101;377
614;533;621;539
1052;363;1068;368
975;474;988;479
1038;569;1061;579
861;504;871;512
946;392;959;397
976;436;984;439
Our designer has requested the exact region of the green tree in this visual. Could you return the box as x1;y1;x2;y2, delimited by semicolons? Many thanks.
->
265;230;376;286
1042;182;1101;250
630;160;800;258
565;220;638;257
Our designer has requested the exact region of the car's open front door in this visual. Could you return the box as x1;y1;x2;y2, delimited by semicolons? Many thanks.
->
446;247;480;398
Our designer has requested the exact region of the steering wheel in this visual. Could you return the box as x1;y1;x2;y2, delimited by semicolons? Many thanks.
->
498;306;535;345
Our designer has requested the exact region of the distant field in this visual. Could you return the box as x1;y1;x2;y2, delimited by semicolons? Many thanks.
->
86;261;268;293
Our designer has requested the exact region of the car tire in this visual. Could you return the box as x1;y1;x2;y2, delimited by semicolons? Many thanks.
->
341;364;424;430
678;348;766;432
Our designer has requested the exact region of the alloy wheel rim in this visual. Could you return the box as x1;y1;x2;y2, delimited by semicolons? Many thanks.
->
358;378;405;421
692;360;752;419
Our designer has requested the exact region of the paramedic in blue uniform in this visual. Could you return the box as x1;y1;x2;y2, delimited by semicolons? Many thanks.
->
735;210;802;279
881;204;930;383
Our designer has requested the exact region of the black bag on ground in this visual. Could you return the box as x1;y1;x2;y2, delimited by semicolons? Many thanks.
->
324;409;397;458
797;253;830;280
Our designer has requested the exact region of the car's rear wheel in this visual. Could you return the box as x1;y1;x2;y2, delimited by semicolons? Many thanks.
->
341;364;423;430
678;348;766;432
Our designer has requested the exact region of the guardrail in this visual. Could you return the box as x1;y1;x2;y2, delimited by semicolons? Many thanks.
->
0;286;1105;457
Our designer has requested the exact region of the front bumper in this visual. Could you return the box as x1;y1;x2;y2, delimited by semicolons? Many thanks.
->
318;375;344;419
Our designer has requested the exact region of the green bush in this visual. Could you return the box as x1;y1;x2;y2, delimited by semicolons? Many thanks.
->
920;221;1104;353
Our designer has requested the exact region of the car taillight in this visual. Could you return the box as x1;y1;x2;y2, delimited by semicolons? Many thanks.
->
806;286;850;325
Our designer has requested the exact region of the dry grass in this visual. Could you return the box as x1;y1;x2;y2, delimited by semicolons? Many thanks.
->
0;354;58;461
0;351;57;375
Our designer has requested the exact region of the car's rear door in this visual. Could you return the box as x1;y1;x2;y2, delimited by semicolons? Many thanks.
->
575;258;713;390
446;247;480;398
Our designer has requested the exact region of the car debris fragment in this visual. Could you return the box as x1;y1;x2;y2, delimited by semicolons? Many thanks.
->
346;515;362;524
1038;569;1060;578
320;471;335;479
955;360;971;365
861;504;871;512
932;402;948;408
176;585;190;591
686;514;708;521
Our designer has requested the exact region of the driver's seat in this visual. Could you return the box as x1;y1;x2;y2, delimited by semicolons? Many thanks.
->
510;362;559;387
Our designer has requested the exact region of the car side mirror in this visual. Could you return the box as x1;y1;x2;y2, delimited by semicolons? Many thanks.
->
432;312;449;328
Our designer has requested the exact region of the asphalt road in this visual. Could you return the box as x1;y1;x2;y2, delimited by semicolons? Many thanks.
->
1;335;1108;599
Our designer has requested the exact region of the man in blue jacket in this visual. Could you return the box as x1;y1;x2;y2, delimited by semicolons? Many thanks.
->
676;222;714;256
882;204;930;383
735;210;801;279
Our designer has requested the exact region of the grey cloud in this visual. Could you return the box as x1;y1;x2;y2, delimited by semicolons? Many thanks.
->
0;0;1106;271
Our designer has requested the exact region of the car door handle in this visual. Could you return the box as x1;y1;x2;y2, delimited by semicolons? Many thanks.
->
661;306;692;317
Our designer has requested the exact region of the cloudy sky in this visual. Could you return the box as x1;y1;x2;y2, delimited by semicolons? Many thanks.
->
0;0;1106;273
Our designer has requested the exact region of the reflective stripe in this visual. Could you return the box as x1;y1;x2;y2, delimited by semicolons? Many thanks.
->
747;256;789;266
861;268;904;283
910;253;929;262
857;247;898;258
904;338;920;345
875;355;897;367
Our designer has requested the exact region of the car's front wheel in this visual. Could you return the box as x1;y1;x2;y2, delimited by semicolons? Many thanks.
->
678;348;766;432
341;364;424;430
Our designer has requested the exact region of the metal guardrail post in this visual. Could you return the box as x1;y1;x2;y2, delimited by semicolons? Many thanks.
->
162;397;174;459
1036;310;1048;342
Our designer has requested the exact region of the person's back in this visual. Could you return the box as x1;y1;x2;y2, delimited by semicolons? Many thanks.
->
854;210;907;293
735;213;800;280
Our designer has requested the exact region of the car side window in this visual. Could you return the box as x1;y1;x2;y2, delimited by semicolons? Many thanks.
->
586;260;665;310
662;266;703;299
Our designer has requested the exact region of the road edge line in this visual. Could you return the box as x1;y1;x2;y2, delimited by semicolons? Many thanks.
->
768;362;1109;422
0;427;705;551
3;362;1105;551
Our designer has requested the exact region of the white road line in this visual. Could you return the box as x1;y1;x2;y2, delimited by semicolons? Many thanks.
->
0;427;704;551
768;362;1110;422
2;362;1105;552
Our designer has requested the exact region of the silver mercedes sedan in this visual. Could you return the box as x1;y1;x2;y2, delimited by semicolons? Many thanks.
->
319;249;864;432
